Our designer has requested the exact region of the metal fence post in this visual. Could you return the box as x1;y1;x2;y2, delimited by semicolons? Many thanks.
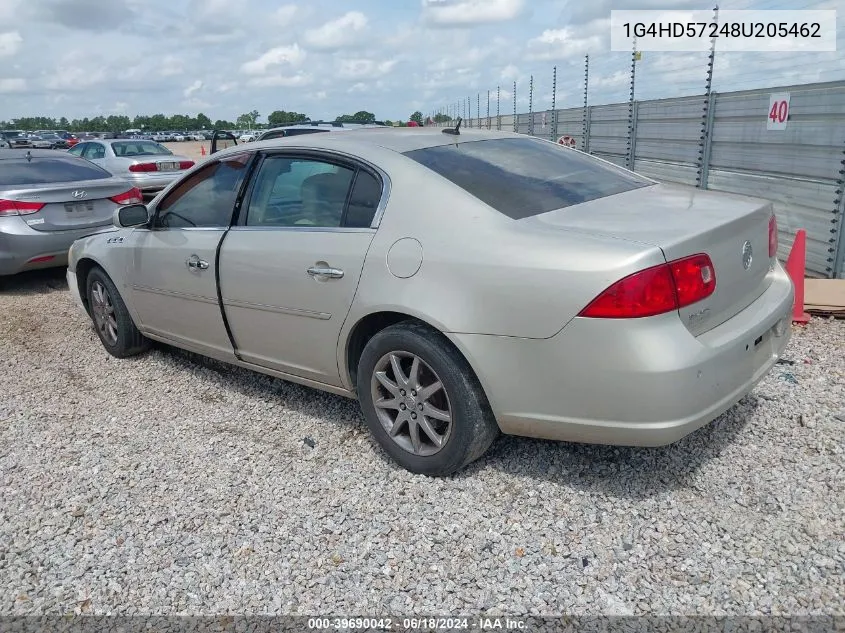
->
529;75;534;136
626;40;637;169
484;90;488;129
629;101;639;171
832;144;845;278
497;86;501;130
477;94;481;128
696;5;719;188
698;93;717;189
550;65;557;141
582;55;589;151
584;106;592;154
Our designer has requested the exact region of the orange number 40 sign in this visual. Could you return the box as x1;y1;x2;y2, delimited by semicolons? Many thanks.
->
767;92;790;131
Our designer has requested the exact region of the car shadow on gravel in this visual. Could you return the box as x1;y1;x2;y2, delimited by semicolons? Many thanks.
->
0;268;68;295
468;395;760;499
141;339;757;498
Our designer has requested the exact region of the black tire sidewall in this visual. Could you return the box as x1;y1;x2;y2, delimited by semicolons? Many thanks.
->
357;322;497;476
85;267;142;358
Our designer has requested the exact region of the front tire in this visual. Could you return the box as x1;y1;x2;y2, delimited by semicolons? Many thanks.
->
357;321;499;476
85;266;149;358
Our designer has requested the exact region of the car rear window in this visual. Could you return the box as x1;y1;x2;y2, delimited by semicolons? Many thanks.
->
403;137;653;219
111;141;171;156
0;157;112;186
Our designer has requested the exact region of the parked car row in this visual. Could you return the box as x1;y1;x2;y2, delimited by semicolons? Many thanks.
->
1;130;78;149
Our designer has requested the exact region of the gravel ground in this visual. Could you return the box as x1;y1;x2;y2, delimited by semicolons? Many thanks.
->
1;269;843;617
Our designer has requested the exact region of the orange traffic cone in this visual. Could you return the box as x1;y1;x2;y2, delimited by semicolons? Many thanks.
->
201;145;206;156
785;228;811;324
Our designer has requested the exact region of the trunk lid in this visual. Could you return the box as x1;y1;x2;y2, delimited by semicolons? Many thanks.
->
5;178;132;232
529;183;775;336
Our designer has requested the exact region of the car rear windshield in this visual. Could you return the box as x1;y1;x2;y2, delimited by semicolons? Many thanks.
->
0;157;112;186
403;137;653;219
111;141;172;156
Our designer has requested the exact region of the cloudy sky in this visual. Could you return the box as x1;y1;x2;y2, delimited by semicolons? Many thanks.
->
0;0;842;123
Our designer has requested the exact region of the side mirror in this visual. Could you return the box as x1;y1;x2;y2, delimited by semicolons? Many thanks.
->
113;204;149;228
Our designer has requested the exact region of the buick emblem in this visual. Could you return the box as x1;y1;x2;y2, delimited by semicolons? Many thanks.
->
71;190;87;199
742;240;753;270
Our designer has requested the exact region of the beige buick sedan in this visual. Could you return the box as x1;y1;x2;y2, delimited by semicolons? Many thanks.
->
66;126;793;475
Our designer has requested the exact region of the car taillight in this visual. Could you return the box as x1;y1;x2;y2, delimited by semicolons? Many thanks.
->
768;214;778;258
179;161;194;170
129;163;158;172
0;199;46;217
578;254;716;319
109;187;143;205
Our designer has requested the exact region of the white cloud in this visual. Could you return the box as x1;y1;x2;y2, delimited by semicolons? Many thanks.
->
337;59;398;80
422;0;525;26
241;44;305;75
0;78;26;93
182;97;211;109
348;82;369;93
303;12;368;50
526;26;605;61
273;5;297;26
46;52;107;90
0;31;23;57
0;0;21;21
184;80;203;97
215;82;238;93
111;101;128;112
500;64;519;81
247;73;312;88
160;55;184;77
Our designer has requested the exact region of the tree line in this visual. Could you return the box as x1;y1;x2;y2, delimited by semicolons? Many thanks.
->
0;109;439;133
0;108;438;133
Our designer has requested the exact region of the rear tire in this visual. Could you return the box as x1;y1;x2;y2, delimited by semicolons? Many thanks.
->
357;321;499;476
85;266;149;358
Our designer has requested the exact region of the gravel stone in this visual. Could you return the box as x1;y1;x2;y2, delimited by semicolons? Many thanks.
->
1;270;843;616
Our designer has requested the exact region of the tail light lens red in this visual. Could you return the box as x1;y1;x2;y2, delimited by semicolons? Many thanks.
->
128;163;157;172
768;214;778;258
109;187;143;205
578;253;716;319
179;161;195;170
0;199;46;217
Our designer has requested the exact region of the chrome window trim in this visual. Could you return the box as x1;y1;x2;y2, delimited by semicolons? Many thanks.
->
227;226;376;234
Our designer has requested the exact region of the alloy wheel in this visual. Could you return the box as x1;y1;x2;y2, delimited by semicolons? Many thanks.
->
370;351;453;457
90;280;118;346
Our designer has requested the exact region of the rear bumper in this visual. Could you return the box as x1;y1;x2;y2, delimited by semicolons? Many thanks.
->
448;264;795;447
125;171;184;193
0;217;111;276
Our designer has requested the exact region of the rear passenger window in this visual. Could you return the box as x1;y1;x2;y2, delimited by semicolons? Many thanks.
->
344;171;381;228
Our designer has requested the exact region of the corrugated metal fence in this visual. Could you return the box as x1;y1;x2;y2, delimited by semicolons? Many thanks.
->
456;80;845;279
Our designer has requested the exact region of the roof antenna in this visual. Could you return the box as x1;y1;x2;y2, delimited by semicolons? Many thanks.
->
442;116;462;136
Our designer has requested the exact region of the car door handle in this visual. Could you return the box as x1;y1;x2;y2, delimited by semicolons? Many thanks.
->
186;255;209;270
307;266;344;279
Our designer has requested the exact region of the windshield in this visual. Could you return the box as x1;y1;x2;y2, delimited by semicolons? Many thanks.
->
403;137;653;220
111;141;172;157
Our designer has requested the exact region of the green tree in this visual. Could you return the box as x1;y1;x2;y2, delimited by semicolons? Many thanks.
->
433;113;452;123
336;110;375;123
196;112;212;130
410;111;423;125
267;110;308;126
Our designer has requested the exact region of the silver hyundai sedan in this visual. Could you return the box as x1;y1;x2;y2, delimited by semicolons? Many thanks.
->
65;127;794;476
0;150;142;277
